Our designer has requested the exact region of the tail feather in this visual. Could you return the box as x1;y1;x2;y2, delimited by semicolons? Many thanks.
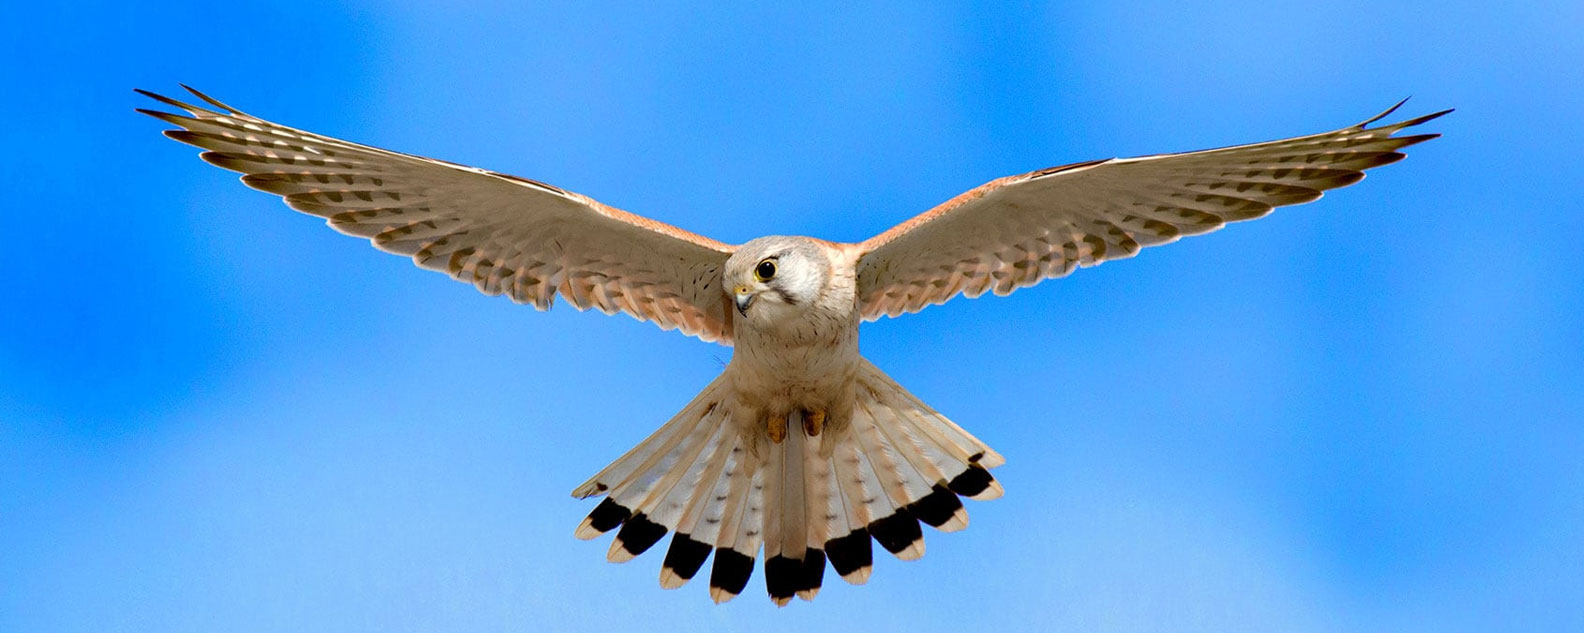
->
709;467;764;603
571;374;727;501
765;414;824;605
873;366;1006;469
606;411;721;563
796;432;838;599
824;455;874;585
658;431;738;589
571;358;1005;604
868;398;951;484
848;403;929;560
762;423;800;560
868;407;969;533
836;437;896;527
803;434;839;550
647;423;730;529
690;440;744;546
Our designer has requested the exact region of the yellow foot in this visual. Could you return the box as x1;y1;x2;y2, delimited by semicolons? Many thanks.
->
803;409;825;437
767;417;787;443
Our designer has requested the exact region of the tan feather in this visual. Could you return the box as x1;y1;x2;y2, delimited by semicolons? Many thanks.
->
138;87;738;343
851;103;1450;320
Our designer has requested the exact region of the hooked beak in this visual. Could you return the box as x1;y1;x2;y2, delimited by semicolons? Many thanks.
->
733;285;755;316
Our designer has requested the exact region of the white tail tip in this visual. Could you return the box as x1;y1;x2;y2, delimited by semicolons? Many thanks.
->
710;587;739;604
894;540;925;561
974;479;1004;501
841;565;872;585
606;539;637;563
935;508;969;533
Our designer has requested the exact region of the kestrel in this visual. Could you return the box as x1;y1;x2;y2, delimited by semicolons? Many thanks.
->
138;86;1447;605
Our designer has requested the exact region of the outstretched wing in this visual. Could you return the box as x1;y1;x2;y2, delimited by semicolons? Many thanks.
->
852;102;1450;320
139;86;737;344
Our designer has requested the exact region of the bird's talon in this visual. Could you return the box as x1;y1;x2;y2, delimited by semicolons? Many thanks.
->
804;410;825;437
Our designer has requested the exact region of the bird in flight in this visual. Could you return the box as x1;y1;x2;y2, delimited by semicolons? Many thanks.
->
139;86;1446;605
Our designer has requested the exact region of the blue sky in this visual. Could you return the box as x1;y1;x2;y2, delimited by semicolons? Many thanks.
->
3;2;1581;631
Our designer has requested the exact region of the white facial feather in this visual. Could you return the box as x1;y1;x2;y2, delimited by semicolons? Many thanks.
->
726;236;831;324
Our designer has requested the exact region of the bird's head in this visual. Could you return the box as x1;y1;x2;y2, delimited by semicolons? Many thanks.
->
724;236;831;324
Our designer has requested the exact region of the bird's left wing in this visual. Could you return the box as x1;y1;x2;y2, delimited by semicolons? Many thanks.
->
851;102;1449;320
139;87;738;344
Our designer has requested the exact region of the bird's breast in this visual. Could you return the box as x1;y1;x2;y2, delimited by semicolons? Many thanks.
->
729;305;858;388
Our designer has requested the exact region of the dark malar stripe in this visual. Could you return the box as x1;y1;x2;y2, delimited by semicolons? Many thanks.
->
868;511;923;555
710;548;755;596
824;529;872;578
908;484;964;528
614;513;667;557
661;534;713;582
947;464;995;498
585;498;631;534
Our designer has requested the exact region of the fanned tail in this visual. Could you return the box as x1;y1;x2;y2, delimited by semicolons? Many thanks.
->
571;358;1003;605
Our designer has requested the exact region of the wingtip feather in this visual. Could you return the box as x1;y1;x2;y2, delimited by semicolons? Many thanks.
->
181;84;243;114
1359;98;1454;133
1395;108;1455;129
135;107;194;127
1357;96;1411;128
135;88;216;117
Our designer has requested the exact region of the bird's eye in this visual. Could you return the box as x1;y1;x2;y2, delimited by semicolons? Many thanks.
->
754;259;777;282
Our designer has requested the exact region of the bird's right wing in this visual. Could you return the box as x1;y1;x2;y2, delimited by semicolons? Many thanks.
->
139;86;738;344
